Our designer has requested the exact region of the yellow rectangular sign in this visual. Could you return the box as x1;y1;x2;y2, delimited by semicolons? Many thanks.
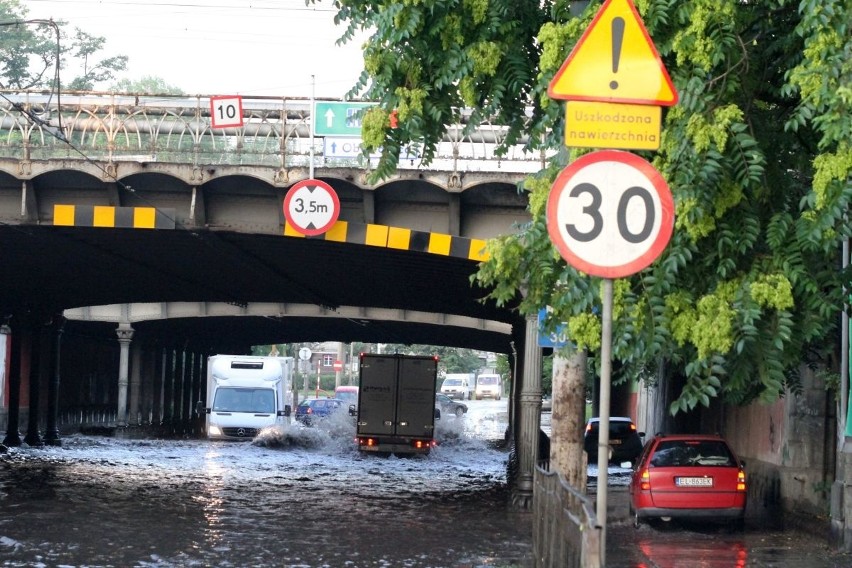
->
564;101;661;150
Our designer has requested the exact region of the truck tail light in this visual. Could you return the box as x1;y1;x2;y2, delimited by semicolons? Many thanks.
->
358;437;376;447
737;470;746;492
640;469;651;491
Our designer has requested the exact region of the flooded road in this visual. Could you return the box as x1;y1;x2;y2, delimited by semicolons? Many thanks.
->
0;401;532;567
3;401;851;567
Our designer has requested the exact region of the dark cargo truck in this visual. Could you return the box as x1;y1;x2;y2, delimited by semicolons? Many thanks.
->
354;353;439;455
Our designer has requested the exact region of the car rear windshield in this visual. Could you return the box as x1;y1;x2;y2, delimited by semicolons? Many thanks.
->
588;421;635;437
650;440;737;467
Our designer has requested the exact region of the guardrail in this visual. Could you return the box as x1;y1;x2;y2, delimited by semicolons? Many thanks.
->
534;461;601;568
0;91;548;174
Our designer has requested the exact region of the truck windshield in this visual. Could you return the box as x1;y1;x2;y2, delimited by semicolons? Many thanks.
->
478;376;498;385
336;390;358;402
443;379;462;386
213;387;275;413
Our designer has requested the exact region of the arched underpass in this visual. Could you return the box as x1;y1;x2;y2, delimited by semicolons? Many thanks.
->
0;219;554;508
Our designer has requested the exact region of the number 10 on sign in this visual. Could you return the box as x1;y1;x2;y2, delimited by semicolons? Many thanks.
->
210;96;244;129
546;150;674;279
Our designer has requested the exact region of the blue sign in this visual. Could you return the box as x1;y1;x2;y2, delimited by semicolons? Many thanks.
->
538;308;570;348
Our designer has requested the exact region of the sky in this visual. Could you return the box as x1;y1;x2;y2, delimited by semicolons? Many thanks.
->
22;0;369;98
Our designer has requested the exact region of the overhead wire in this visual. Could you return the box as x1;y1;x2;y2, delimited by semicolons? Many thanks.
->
23;0;367;97
0;19;346;314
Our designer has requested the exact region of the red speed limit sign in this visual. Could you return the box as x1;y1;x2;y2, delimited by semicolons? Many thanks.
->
546;150;674;279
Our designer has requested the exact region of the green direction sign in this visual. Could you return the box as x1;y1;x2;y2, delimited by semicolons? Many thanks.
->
313;101;376;137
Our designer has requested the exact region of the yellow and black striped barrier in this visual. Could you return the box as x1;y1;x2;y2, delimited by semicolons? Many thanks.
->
284;220;490;262
51;205;489;262
53;204;176;230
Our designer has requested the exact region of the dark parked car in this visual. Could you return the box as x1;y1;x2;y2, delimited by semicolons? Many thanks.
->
435;393;467;417
295;398;345;426
583;417;644;465
629;433;747;528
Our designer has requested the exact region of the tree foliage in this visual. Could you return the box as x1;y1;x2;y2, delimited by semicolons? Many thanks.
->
382;343;487;374
321;0;852;413
109;75;185;96
0;0;126;90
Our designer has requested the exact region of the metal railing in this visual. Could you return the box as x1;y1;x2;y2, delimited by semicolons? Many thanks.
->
0;91;549;174
533;461;601;568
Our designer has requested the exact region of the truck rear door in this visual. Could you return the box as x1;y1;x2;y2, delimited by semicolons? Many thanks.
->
396;356;437;438
357;355;398;437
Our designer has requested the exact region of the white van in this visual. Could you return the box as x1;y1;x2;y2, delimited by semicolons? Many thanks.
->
200;355;294;440
475;373;502;400
440;373;474;400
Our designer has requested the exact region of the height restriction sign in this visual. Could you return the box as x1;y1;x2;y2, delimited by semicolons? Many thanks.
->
283;179;341;236
546;150;674;279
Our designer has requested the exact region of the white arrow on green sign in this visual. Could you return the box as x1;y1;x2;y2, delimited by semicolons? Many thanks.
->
313;101;376;137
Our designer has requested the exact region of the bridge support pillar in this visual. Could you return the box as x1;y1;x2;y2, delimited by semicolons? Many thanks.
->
512;312;542;509
162;348;175;430
43;315;65;446
24;319;45;447
151;347;164;427
115;323;135;427
1;320;22;447
129;343;143;426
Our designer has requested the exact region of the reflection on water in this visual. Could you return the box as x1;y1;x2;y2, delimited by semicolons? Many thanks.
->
0;401;531;567
637;535;747;568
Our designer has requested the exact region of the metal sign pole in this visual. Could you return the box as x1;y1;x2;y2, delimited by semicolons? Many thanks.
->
596;277;614;565
309;75;315;180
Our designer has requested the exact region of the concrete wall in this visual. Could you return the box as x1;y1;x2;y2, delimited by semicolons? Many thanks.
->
721;365;833;524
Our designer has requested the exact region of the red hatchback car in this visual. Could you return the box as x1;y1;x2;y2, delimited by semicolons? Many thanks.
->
629;434;747;528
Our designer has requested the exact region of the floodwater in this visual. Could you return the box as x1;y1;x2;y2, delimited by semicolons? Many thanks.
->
0;400;533;567
3;400;852;568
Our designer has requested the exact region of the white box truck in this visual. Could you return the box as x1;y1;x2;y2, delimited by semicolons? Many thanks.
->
200;355;294;440
354;353;439;455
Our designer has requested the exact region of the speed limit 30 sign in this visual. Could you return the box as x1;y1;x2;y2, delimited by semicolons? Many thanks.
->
546;150;674;279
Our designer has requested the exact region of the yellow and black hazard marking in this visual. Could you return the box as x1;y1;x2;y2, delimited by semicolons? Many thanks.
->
285;220;489;262
53;205;176;230
51;204;488;261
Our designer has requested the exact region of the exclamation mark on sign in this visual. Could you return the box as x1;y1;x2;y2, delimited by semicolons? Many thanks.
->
610;17;625;90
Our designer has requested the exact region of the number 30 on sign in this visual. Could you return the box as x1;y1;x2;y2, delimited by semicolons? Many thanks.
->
546;150;674;279
210;96;244;129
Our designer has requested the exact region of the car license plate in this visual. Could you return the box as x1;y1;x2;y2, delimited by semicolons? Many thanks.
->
676;476;713;487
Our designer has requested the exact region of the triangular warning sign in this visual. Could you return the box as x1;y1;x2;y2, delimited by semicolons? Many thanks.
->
548;0;678;106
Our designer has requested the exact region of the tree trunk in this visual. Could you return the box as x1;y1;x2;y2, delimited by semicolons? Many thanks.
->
550;350;587;491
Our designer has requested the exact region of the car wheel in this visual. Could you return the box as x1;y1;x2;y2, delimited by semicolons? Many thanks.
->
455;407;464;418
630;506;641;529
